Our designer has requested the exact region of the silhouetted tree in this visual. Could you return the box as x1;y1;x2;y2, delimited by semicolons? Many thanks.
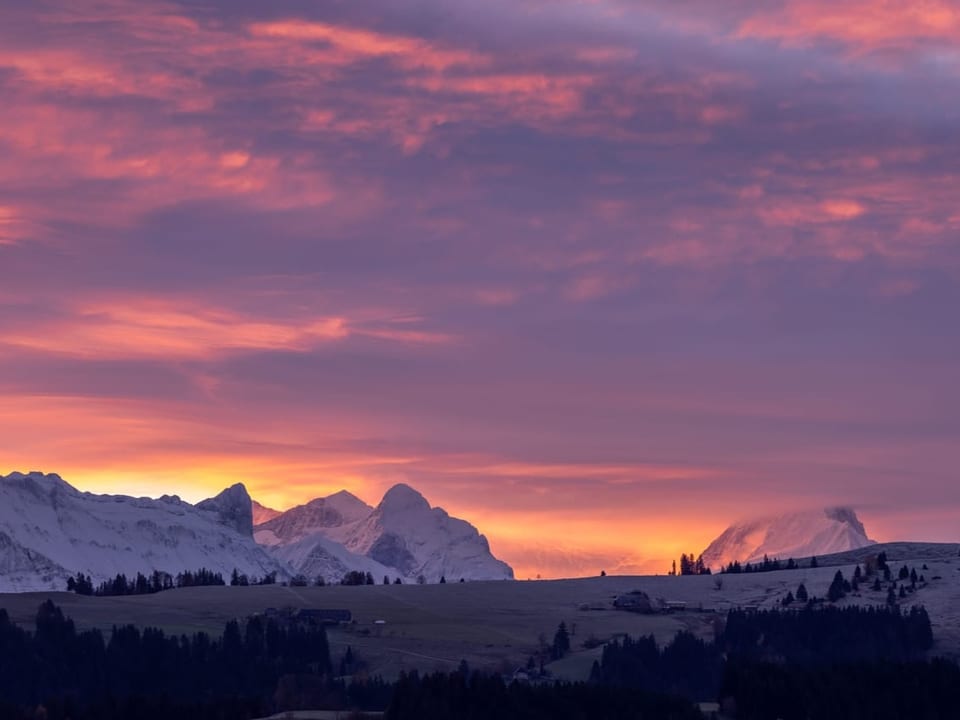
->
828;570;846;602
552;622;571;659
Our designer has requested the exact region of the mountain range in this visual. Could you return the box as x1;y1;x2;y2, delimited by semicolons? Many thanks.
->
699;507;876;571
0;471;881;591
257;483;514;584
0;471;514;592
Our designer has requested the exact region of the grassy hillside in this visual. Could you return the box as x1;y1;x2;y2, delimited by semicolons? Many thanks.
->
2;541;957;680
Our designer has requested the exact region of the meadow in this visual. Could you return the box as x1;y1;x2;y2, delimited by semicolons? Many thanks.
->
2;542;957;681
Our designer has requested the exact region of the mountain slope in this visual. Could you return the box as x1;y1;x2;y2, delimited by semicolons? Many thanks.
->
269;533;400;584
257;484;514;583
0;471;286;592
251;500;281;526
700;507;875;571
340;484;514;582
254;490;372;547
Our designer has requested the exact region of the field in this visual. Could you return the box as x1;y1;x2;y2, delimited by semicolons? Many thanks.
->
2;542;958;681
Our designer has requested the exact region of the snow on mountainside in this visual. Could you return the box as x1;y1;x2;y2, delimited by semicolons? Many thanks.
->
700;507;875;571
0;471;287;592
254;491;372;547
251;500;281;526
269;533;399;585
256;484;514;583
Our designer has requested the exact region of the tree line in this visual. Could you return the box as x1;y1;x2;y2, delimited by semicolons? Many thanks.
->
0;600;343;719
722;555;812;574
386;670;702;720
0;599;950;720
591;604;943;719
67;568;228;596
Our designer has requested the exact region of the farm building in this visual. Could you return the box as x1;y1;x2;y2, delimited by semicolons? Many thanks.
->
261;607;352;625
613;590;656;613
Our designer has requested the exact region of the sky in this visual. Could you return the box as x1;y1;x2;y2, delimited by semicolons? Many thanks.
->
1;0;959;579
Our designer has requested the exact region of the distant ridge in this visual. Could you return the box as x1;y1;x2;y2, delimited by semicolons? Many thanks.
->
700;507;875;571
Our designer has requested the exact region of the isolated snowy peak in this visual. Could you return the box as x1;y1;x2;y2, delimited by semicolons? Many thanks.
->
700;506;875;571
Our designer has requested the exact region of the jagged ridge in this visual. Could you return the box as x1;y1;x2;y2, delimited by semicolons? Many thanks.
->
256;483;514;583
0;471;287;592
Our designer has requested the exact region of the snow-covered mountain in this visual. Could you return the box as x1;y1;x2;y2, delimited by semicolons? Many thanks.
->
700;507;876;571
256;484;514;583
0;471;287;592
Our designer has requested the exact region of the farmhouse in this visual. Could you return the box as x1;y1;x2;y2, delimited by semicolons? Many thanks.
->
261;607;352;625
613;590;656;613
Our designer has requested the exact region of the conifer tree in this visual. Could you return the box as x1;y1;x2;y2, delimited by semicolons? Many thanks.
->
827;570;846;602
552;622;571;659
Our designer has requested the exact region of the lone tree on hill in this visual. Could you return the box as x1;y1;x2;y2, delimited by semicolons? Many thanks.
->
796;583;808;602
552;622;571;660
